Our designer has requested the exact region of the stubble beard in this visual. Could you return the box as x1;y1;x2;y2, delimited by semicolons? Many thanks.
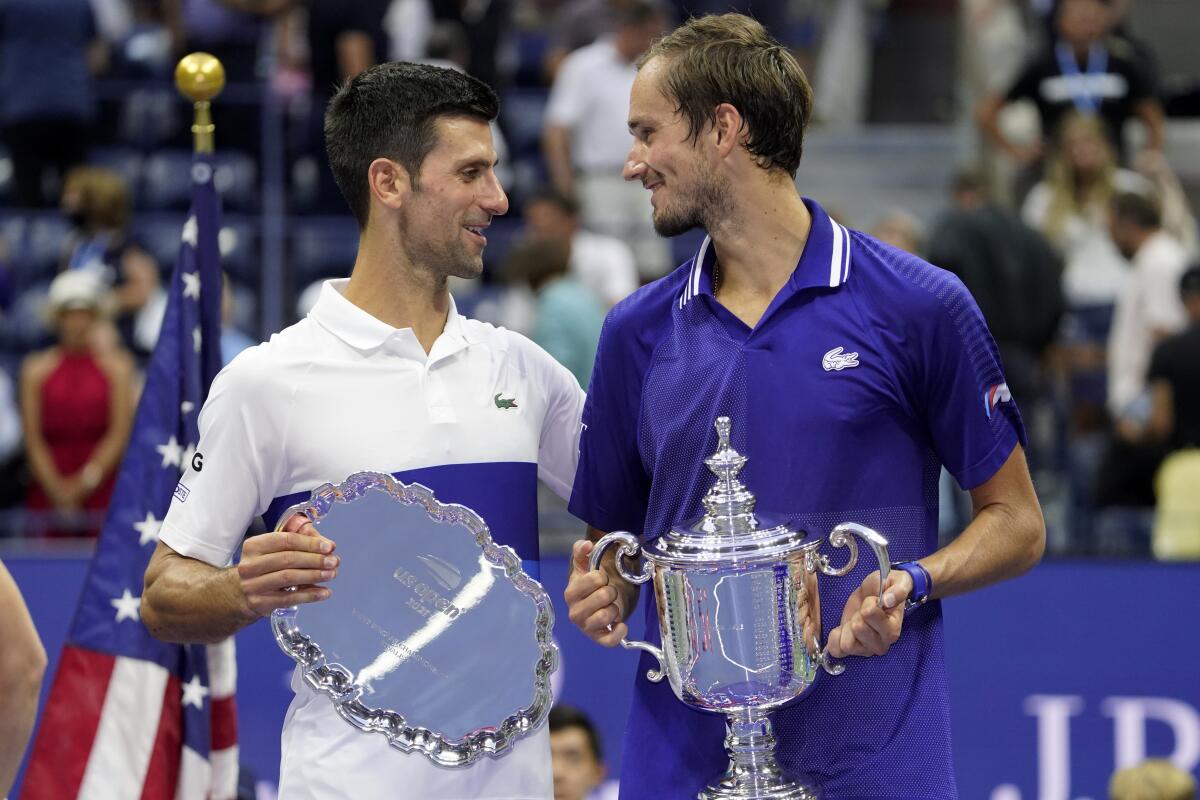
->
651;165;732;238
399;211;485;283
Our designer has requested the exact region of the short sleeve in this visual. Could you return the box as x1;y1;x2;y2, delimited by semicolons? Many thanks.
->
908;270;1026;490
159;352;287;567
544;52;588;128
535;346;587;501
568;307;652;535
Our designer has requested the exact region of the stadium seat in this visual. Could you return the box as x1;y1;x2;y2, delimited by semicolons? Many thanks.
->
118;87;182;150
22;214;71;289
132;213;187;274
216;215;259;286
141;150;259;213
288;215;359;286
500;89;550;160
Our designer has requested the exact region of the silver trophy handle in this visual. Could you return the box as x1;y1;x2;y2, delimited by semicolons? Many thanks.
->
814;522;891;676
587;532;666;683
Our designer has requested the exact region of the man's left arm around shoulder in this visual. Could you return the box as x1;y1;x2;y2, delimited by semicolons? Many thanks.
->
826;444;1045;659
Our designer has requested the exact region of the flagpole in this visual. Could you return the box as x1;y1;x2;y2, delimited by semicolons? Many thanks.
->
175;52;226;154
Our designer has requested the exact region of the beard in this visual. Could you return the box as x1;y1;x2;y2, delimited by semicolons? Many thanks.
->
399;208;485;281
651;163;732;238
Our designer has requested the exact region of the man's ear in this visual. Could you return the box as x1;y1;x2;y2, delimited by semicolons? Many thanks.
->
712;102;744;158
366;157;412;214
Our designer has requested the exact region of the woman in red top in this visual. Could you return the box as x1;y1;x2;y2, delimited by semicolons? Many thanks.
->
20;271;134;537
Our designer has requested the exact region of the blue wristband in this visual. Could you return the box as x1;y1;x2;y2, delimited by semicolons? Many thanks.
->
891;560;932;613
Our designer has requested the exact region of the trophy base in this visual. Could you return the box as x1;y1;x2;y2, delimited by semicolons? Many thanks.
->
698;710;819;800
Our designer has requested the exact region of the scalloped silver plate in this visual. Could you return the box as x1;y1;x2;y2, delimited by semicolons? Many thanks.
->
270;471;557;767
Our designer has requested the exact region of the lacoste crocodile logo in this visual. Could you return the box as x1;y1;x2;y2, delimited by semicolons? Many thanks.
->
494;393;518;409
822;346;860;371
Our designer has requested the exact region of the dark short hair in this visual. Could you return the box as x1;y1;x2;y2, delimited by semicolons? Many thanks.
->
548;704;603;762
638;13;813;177
1180;265;1200;298
324;62;500;228
526;186;580;217
502;235;571;290
1111;191;1161;230
951;167;989;198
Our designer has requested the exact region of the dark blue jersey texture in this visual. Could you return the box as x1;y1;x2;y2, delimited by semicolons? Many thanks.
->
568;199;1025;799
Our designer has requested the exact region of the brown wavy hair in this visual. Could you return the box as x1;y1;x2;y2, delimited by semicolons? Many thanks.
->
638;13;813;177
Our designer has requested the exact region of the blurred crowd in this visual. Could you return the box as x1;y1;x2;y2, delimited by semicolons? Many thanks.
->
0;0;1198;558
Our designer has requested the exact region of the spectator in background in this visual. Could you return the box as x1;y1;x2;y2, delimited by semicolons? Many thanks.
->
1092;191;1190;521
1023;112;1144;328
1109;758;1196;800
543;0;670;280
503;236;603;388
304;0;388;97
869;209;924;255
0;557;46;799
548;704;615;800
525;188;638;308
0;0;105;207
1145;267;1200;560
59;166;165;361
289;0;388;210
543;0;625;78
1106;191;1189;427
20;271;134;538
384;0;433;63
976;0;1164;168
928;168;1064;417
430;0;511;92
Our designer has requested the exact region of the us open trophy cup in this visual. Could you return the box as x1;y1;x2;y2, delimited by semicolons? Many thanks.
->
589;417;891;800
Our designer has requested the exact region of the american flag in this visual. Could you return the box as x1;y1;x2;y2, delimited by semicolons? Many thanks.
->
22;154;238;799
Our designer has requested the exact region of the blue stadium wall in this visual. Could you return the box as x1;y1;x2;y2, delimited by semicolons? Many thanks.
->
8;556;1199;798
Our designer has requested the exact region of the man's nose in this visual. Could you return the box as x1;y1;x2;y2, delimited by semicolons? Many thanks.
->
481;172;509;215
622;157;647;182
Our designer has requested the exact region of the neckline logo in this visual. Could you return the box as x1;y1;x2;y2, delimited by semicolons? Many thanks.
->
822;346;860;372
494;393;518;409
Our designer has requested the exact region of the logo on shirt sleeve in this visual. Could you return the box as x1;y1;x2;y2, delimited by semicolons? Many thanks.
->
173;482;191;503
984;383;1012;418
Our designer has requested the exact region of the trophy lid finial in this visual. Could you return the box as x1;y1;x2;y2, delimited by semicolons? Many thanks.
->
702;417;757;534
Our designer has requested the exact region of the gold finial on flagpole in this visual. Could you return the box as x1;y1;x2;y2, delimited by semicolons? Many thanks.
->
174;53;225;154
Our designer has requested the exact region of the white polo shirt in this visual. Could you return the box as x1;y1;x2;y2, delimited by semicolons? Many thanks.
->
160;279;586;800
1107;230;1189;415
544;37;637;172
572;230;639;307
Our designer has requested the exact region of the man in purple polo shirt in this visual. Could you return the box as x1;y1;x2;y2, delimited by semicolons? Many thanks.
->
564;13;1046;800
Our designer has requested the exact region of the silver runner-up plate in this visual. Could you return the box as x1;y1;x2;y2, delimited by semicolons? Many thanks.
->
270;471;558;767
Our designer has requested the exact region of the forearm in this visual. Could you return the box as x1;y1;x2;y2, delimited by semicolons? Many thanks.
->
976;96;1014;153
542;126;576;196
1138;100;1166;152
921;494;1044;600
0;660;45;797
143;553;256;644
0;562;46;798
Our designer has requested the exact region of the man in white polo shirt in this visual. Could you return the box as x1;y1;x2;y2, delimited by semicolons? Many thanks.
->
543;0;670;280
141;62;585;799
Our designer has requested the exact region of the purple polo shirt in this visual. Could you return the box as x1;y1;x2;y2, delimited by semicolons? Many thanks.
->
568;199;1024;799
